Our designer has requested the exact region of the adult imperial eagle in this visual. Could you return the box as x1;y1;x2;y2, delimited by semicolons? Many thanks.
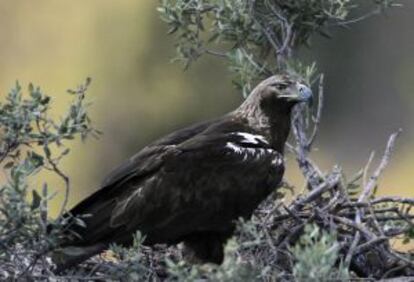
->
52;74;312;270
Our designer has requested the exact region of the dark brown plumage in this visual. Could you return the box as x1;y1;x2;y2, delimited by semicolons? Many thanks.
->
52;74;312;270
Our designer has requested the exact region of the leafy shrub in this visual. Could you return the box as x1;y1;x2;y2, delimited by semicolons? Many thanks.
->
1;1;413;281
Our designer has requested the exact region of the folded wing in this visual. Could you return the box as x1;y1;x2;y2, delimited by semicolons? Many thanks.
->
65;125;284;248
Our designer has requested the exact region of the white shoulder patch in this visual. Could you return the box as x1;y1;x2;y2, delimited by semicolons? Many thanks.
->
233;132;268;145
226;142;243;154
226;141;277;160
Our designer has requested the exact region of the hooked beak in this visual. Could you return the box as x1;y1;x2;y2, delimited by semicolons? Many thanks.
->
296;83;313;103
278;82;313;104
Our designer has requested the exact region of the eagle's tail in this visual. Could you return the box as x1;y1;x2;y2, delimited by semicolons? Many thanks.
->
47;211;110;272
48;189;117;272
51;243;106;273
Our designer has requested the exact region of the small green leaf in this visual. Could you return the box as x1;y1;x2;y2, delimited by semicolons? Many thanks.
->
41;96;50;105
4;161;14;169
29;151;44;168
44;146;51;158
407;227;414;239
31;190;42;210
85;77;92;87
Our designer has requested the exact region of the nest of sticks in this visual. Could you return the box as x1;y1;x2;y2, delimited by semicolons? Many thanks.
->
245;75;414;280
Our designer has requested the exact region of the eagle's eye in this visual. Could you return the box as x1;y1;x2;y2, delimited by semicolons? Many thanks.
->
272;83;289;91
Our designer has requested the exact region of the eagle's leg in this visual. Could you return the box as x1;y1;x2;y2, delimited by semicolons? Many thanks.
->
182;232;229;264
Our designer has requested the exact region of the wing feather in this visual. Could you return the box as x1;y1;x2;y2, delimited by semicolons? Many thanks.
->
66;119;284;247
108;132;284;244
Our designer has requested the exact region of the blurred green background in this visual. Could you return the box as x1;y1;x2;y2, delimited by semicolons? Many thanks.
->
0;1;412;213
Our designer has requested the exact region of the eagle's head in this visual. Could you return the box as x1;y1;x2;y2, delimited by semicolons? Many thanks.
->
253;74;312;106
237;74;312;119
236;74;312;144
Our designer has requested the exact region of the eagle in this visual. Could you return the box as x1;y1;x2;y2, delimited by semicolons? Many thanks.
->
52;74;312;271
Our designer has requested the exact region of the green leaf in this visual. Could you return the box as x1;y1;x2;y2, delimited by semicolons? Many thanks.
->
29;151;44;168
44;146;51;158
4;161;14;169
61;148;70;156
407;227;414;239
41;96;50;105
31;189;42;210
